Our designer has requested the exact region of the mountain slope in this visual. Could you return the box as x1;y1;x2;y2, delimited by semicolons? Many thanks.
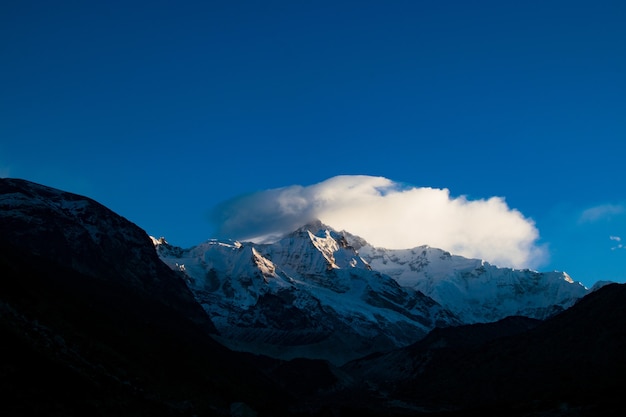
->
155;222;460;364
350;236;588;323
0;178;213;330
155;220;590;365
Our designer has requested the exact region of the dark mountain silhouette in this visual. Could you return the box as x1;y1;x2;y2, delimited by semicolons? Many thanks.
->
0;178;291;416
338;284;626;416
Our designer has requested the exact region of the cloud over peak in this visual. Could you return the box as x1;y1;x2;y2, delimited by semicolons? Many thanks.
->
211;175;546;269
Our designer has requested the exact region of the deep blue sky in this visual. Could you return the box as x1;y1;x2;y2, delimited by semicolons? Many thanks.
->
2;0;625;287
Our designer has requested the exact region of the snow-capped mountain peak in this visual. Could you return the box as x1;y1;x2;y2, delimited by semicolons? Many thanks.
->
260;221;371;275
152;220;591;363
154;222;459;364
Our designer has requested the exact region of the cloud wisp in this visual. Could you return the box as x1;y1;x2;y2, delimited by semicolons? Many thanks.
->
211;175;545;269
579;204;625;223
610;236;625;251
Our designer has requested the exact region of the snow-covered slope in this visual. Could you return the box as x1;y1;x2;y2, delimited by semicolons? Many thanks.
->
350;238;588;323
154;221;590;363
154;222;459;364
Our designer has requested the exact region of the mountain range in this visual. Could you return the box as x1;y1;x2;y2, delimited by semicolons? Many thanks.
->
154;219;588;364
1;178;624;416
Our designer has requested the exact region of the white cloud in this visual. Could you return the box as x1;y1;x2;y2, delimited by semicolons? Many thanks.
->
579;204;625;223
610;236;625;251
211;175;546;269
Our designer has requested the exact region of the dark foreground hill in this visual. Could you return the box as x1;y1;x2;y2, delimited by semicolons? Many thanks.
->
338;283;626;416
0;178;292;416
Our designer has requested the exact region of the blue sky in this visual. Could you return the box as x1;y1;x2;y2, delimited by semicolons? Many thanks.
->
1;0;624;287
